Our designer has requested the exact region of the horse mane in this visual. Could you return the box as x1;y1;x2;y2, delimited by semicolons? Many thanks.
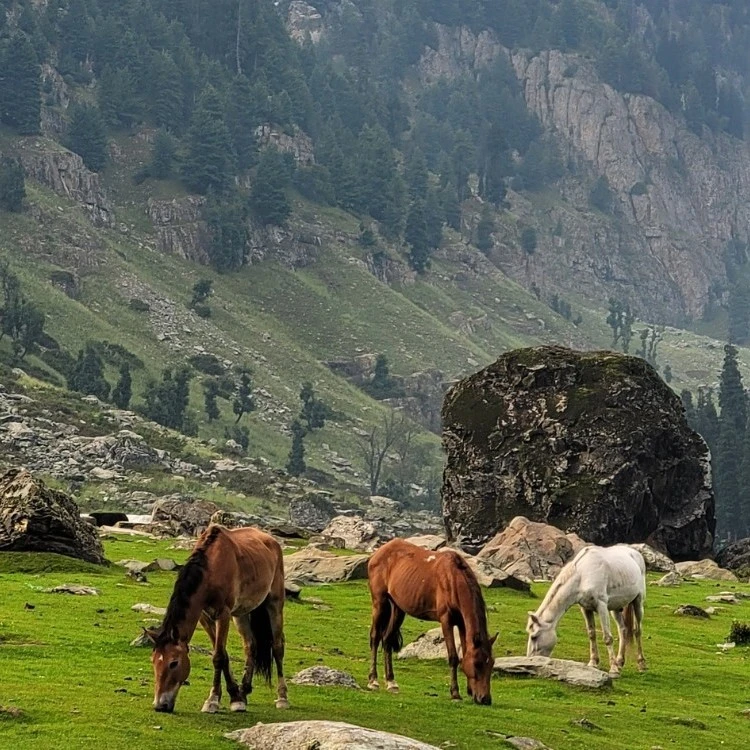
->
154;525;223;646
453;554;489;645
537;546;591;612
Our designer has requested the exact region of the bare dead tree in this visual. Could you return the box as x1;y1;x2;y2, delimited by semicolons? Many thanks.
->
357;409;405;495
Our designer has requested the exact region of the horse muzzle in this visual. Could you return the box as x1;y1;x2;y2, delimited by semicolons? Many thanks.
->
154;697;176;713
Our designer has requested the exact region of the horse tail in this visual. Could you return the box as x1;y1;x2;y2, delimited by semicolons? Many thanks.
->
383;598;403;653
249;603;274;685
622;602;635;650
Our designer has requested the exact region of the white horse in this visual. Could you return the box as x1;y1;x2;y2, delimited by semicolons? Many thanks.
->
526;545;647;676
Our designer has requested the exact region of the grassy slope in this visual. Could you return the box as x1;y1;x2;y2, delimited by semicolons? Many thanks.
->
1;539;750;749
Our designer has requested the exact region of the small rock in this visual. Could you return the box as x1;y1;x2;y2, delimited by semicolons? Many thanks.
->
653;571;681;587
45;584;99;596
706;594;739;604
290;666;360;689
493;656;612;689
674;604;710;618
131;602;167;616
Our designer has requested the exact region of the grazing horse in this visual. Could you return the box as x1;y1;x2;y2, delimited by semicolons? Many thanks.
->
526;545;647;676
144;525;289;713
367;538;497;704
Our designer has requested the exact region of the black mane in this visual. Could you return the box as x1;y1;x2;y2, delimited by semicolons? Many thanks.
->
453;554;490;646
154;525;222;647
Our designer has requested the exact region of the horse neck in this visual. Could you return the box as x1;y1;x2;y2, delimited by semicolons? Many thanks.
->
173;587;207;642
455;575;488;643
535;571;580;627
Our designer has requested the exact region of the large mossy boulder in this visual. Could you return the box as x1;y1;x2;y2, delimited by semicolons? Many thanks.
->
0;468;105;564
442;346;714;560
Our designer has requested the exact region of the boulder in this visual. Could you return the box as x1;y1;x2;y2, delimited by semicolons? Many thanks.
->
674;604;710;618
289;492;336;533
0;468;105;564
458;552;531;591
226;721;440;750
442;346;715;560
290;666;359;689
629;543;676;572
151;497;220;536
493;656;612;689
319;515;382;552
398;627;462;660
109;430;160;469
404;534;446;550
476;516;587;582
653;571;682;587
675;559;738;581
284;547;369;584
89;511;128;527
716;538;750;575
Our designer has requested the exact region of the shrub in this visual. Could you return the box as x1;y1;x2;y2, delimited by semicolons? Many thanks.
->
193;303;211;319
189;353;225;376
129;298;150;312
728;621;750;645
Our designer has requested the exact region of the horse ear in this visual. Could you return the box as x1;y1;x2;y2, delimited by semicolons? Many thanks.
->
527;612;541;626
489;631;499;647
142;627;158;645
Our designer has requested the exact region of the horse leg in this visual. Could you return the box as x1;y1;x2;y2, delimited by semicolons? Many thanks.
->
612;610;628;670
384;606;405;694
265;596;289;709
633;595;647;672
232;614;255;711
215;612;244;711
441;618;461;701
595;602;619;676
199;613;222;713
368;594;389;691
580;607;599;668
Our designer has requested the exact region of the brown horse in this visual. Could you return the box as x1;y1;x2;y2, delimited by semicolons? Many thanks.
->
144;524;289;714
367;538;497;704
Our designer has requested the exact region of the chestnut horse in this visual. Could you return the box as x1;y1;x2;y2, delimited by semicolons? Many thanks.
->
367;538;497;704
144;525;289;713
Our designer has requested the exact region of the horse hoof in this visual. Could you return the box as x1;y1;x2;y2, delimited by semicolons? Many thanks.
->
201;700;220;714
587;662;599;669
638;663;648;673
451;695;462;702
367;680;380;691
275;699;290;710
386;681;399;694
608;670;621;679
229;701;247;712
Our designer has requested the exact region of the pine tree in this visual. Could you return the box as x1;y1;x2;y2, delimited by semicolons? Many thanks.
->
440;182;461;231
680;389;695;425
68;345;110;401
250;148;291;226
97;66;140;130
695;387;720;453
0;33;41;134
182;86;235;194
203;378;221;422
299;381;329;431
662;364;673;384
226;74;259;172
149;130;178;180
149;52;184;131
405;198;430;273
233;369;255;423
405;148;429;200
0;157;26;212
719;344;746;437
66;104;108;172
476;205;495;253
190;279;213;309
143;366;193;432
204;189;248;271
424;187;444;250
286;419;306;476
112;363;132;409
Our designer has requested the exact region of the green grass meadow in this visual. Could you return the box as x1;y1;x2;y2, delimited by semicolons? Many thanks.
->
2;538;750;749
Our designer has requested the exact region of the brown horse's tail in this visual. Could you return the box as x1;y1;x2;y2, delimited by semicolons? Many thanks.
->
383;597;403;653
249;603;273;685
622;602;635;651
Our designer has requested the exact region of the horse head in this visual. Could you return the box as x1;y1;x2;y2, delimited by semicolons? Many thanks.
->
462;631;498;705
144;627;191;712
526;612;557;657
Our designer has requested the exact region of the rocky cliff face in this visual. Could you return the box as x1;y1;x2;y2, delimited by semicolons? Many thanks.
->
417;25;750;324
441;346;715;560
147;196;211;264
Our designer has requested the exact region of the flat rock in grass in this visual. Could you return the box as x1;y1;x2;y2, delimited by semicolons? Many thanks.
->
283;547;369;584
493;656;612;689
706;594;739;604
45;584;99;595
674;604;710;618
130;632;152;647
131;602;167;616
226;721;441;750
503;738;554;750
290;666;359;689
398;627;462;660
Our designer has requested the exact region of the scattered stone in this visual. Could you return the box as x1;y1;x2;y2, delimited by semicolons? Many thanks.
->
0;468;105;564
675;560;737;581
290;666;359;689
398;627;462;660
89;467;119;481
503;737;553;750
442;347;715;560
285;583;301;600
716;642;735;651
0;706;24;719
476;516;587;582
226;721;441;750
674;605;710;618
131;602;167;616
629;543;676;573
570;717;602;731
45;584;100;595
653;571;681;587
667;717;707;730
706;594;739;604
284;547;369;585
493;656;612;689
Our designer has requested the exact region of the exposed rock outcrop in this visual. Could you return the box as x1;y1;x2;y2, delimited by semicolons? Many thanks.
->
319;515;382;552
255;125;315;167
442;347;715;560
716;538;750;575
16;140;113;227
675;559;737;582
493;656;612;689
226;721;441;750
286;1;324;44
0;468;105;564
151;498;220;536
147;197;211;264
283;547;370;584
289;492;336;533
